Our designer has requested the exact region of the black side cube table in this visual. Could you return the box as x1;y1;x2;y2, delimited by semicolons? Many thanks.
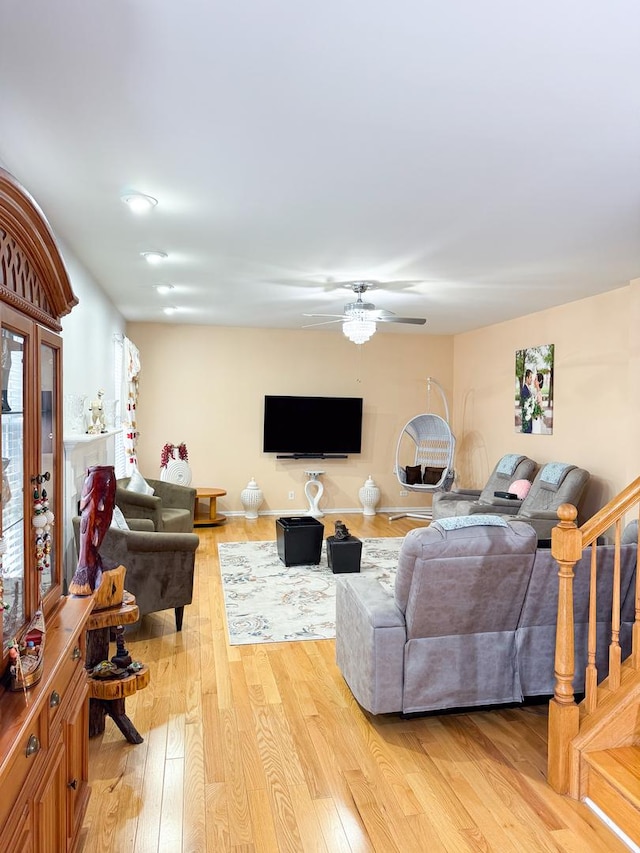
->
276;516;324;566
326;535;362;573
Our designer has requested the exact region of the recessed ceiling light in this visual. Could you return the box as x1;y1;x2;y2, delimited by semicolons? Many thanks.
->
121;192;158;213
154;284;175;295
163;306;178;315
141;251;168;264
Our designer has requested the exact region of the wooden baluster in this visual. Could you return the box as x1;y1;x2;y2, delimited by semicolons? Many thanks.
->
585;542;598;713
548;504;582;794
608;520;622;690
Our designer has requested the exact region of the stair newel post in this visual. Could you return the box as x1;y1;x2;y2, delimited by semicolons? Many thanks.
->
548;504;582;793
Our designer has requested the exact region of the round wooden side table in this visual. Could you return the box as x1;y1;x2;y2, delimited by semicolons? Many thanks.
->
194;487;227;526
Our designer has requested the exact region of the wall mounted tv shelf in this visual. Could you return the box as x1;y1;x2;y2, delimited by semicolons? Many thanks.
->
276;454;348;459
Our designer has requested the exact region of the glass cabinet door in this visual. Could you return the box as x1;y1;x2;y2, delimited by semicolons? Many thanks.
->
1;327;26;650
39;341;57;599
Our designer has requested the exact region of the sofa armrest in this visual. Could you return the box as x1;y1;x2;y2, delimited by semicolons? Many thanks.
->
516;509;560;521
335;575;406;715
435;489;481;502
470;497;523;514
127;518;155;532
120;529;200;554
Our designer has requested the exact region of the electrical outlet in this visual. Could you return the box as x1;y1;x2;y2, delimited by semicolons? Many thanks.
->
288;490;295;500
399;489;408;497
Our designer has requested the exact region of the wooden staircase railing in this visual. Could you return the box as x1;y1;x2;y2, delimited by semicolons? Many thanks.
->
548;476;640;794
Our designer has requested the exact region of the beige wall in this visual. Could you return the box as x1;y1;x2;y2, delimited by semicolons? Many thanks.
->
126;324;453;514
128;279;638;520
451;282;639;520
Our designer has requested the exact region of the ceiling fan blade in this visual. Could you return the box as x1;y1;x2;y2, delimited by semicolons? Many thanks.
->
302;319;344;328
376;316;427;325
302;313;347;319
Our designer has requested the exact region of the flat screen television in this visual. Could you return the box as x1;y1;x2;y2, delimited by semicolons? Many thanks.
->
263;395;363;457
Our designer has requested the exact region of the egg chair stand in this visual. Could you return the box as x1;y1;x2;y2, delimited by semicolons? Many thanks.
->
390;378;456;521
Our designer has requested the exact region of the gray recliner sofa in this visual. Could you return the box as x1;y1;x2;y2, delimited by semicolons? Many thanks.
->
432;453;537;521
335;517;637;716
433;459;591;542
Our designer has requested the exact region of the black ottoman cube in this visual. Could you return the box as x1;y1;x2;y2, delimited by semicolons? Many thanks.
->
326;535;362;573
276;516;324;566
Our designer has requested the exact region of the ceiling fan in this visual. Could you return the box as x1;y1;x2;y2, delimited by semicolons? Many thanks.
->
303;281;427;344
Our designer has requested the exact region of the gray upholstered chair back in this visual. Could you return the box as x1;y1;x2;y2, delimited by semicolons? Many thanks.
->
517;463;590;518
476;454;538;505
115;476;196;532
394;519;538;639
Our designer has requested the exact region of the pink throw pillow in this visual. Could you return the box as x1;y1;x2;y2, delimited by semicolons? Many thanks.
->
509;479;531;500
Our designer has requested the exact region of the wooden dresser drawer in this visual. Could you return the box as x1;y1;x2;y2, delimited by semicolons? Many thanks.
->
0;708;46;830
48;630;85;726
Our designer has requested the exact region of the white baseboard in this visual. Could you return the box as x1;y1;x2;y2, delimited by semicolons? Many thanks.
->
223;507;431;518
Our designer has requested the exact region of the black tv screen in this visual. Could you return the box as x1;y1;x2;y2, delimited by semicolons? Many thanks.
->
263;395;363;456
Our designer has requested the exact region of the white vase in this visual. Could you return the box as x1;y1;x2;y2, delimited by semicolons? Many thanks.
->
359;475;380;516
160;448;192;486
102;399;118;429
240;478;263;519
64;393;87;435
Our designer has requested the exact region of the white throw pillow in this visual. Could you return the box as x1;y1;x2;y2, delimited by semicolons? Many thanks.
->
111;506;130;530
126;469;154;496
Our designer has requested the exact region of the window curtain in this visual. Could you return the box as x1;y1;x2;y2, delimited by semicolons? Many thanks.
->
122;336;141;474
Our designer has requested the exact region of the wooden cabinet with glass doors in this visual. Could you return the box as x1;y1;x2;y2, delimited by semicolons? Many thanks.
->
1;313;63;646
0;168;93;853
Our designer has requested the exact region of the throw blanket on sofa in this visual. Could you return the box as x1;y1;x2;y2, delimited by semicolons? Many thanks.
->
496;454;525;477
435;514;509;531
540;462;576;486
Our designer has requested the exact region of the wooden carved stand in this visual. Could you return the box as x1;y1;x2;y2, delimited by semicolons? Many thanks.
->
85;573;150;744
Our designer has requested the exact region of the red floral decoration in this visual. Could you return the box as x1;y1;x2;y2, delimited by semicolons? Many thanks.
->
160;442;189;468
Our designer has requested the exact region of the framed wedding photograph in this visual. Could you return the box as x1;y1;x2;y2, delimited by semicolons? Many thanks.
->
515;344;554;434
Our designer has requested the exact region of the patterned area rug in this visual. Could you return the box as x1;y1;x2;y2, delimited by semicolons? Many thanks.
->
218;537;403;645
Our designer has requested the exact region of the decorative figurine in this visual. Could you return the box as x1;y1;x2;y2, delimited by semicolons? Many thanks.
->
88;389;107;434
69;465;116;595
111;625;132;669
334;519;351;541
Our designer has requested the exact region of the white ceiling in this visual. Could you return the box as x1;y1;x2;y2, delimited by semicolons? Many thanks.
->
1;1;639;336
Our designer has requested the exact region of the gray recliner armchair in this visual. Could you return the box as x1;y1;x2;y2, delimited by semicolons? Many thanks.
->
72;516;200;631
511;462;590;539
115;477;196;532
336;517;538;715
432;453;537;520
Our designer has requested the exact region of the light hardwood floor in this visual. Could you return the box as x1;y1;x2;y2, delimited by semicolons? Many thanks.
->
78;514;627;852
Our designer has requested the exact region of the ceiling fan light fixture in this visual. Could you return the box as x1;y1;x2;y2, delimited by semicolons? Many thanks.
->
343;317;376;344
141;251;168;264
121;192;158;213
